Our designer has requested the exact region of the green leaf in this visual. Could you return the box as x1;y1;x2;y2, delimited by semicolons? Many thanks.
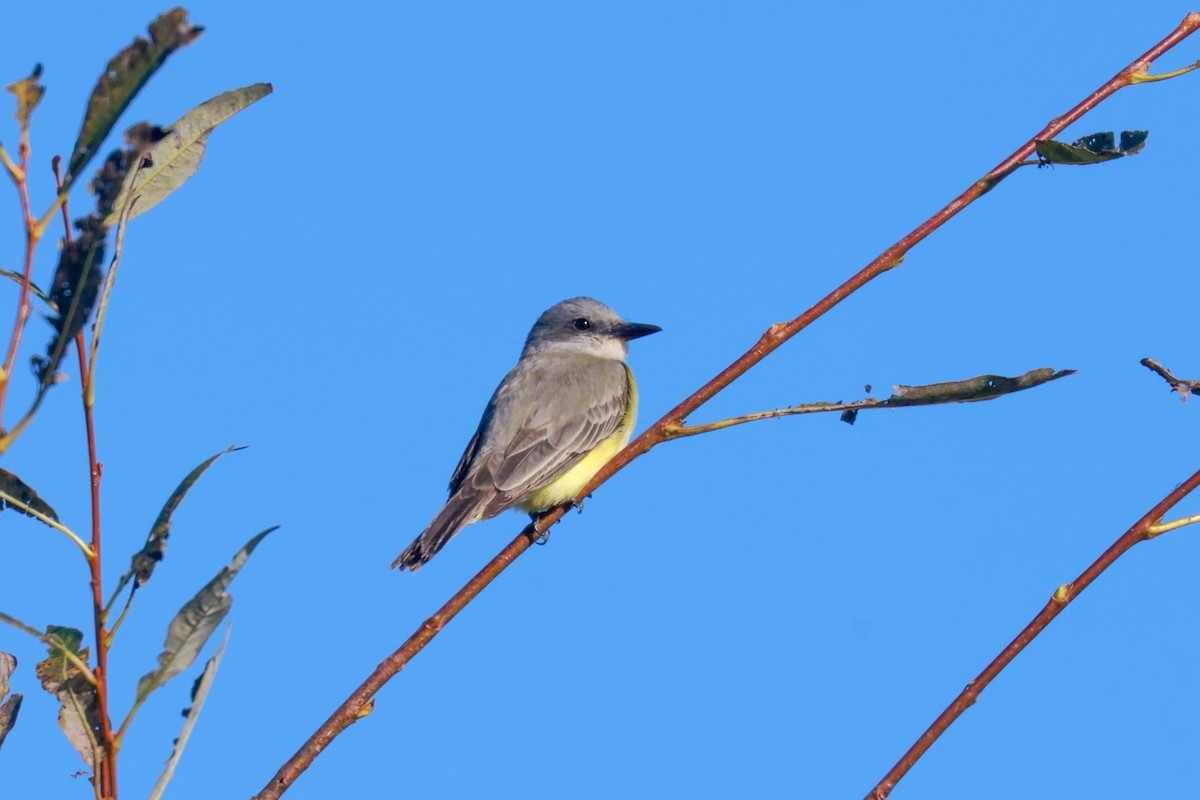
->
5;64;44;127
64;8;204;186
127;446;247;589
1035;130;1149;165
0;650;21;753
0;467;58;520
103;83;273;226
136;527;277;702
148;625;231;800
35;627;103;768
34;627;88;693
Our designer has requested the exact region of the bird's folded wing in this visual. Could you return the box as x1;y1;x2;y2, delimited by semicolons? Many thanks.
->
490;359;630;496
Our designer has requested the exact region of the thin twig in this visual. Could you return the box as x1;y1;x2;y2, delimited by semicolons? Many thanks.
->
0;124;42;423
1146;513;1200;538
251;15;1200;799
0;489;94;557
0;269;53;308
0;612;101;686
865;465;1200;799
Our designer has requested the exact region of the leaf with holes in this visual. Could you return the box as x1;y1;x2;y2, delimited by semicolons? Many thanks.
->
1035;130;1149;165
64;8;204;186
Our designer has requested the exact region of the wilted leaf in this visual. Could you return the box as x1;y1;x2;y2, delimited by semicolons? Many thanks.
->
90;149;136;222
0;693;20;752
65;8;204;186
148;625;230;800
36;627;103;768
136;527;276;702
35;626;88;693
1140;357;1200;401
128;446;247;588
0;651;15;698
34;217;106;386
0;651;21;753
0;467;58;520
889;368;1075;404
104;83;272;225
1035;130;1149;165
5;64;44;127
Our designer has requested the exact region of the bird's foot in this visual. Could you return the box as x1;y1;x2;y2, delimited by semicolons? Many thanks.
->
530;514;552;545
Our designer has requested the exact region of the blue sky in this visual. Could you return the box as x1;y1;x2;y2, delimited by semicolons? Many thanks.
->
1;3;1198;799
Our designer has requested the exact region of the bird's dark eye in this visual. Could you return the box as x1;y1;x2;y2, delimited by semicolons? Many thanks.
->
572;317;591;331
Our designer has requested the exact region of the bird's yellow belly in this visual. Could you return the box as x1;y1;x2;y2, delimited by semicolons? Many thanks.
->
516;369;637;512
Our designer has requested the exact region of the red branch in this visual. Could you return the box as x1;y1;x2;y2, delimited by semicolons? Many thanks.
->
0;130;41;423
55;155;117;798
252;13;1200;799
866;464;1200;799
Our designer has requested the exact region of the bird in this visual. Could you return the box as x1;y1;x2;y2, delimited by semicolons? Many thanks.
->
393;297;661;571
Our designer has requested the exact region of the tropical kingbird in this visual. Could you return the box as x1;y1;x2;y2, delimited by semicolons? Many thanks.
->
393;297;661;571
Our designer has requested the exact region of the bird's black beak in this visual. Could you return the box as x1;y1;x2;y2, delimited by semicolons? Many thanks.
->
612;321;662;341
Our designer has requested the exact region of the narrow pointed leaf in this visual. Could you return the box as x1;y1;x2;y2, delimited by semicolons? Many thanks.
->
0;651;15;699
148;625;231;800
65;8;204;186
35;627;103;767
0;651;19;749
1035;130;1149;165
136;526;277;702
127;446;247;588
5;64;44;127
0;693;21;752
0;467;58;520
104;83;273;225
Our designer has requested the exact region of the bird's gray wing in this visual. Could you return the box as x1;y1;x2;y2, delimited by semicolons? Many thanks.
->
487;358;630;500
447;397;495;495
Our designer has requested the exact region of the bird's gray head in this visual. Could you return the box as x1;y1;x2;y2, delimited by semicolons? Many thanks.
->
521;297;661;360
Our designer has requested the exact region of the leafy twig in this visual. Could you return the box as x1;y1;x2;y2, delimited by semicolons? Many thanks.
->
663;367;1074;438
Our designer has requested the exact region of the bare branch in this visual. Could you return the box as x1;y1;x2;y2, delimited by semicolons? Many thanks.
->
865;465;1200;799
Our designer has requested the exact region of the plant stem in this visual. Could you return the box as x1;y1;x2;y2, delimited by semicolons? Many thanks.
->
59;152;119;798
0;127;41;424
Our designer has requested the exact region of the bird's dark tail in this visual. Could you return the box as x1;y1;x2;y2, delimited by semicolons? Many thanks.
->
392;497;483;571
